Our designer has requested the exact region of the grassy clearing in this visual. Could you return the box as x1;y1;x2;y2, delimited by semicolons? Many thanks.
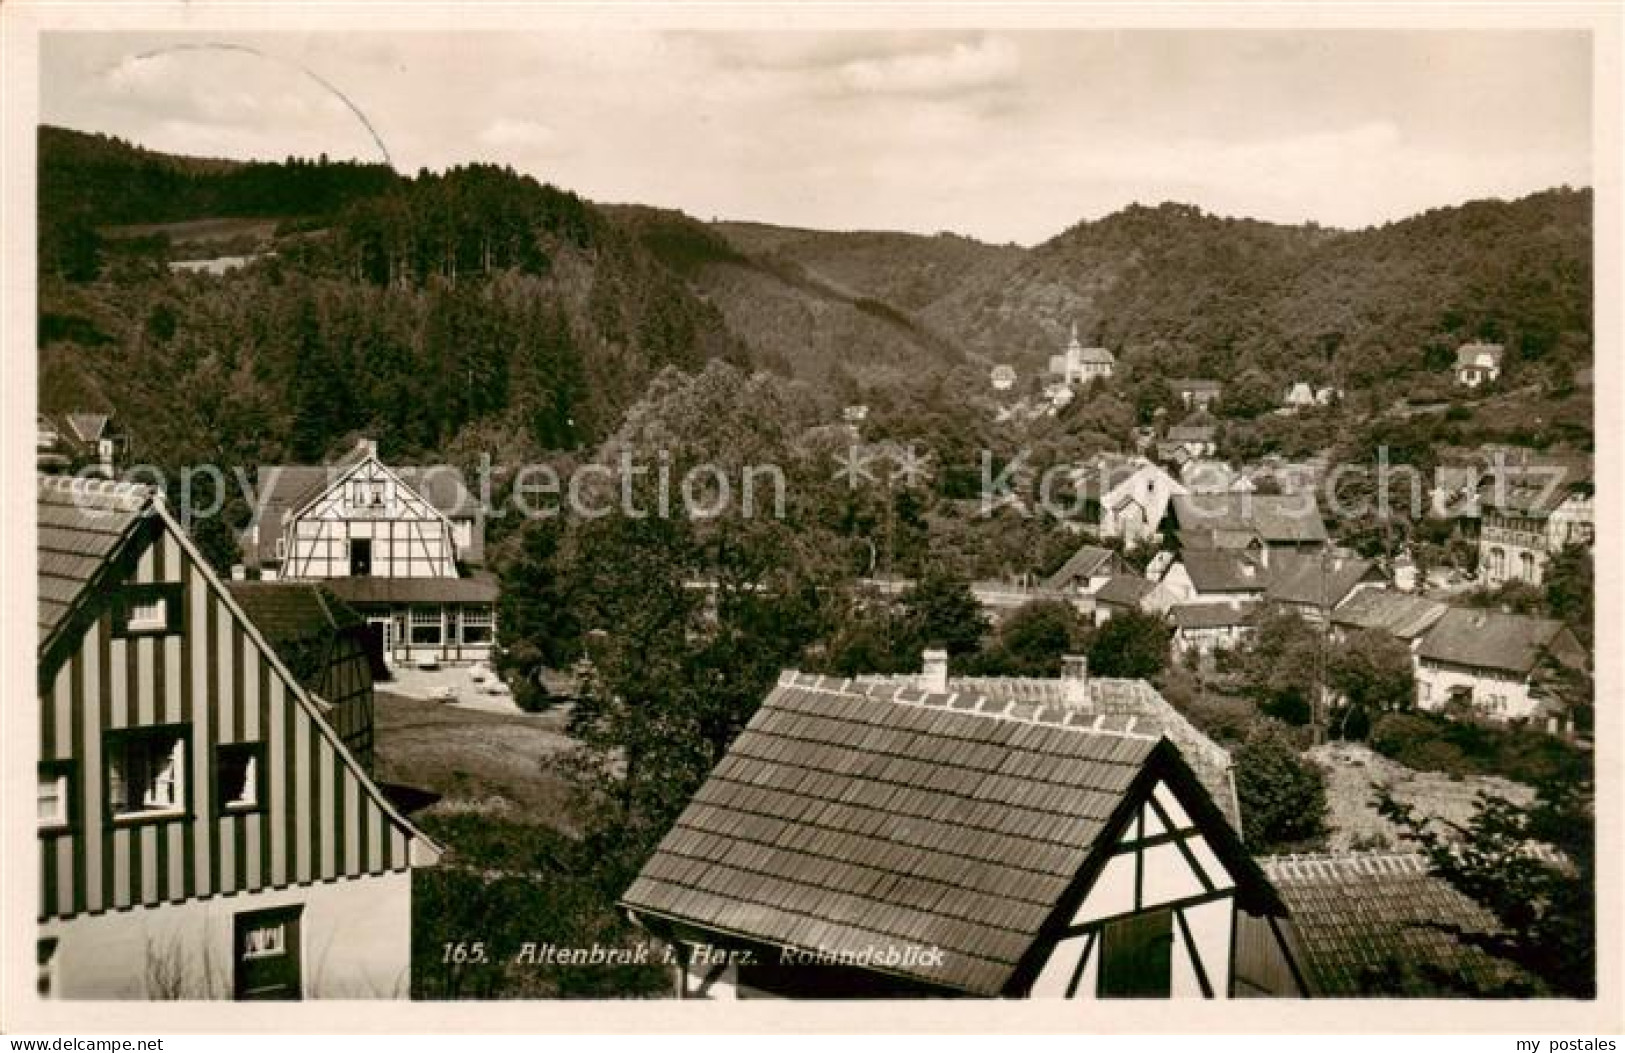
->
373;690;580;832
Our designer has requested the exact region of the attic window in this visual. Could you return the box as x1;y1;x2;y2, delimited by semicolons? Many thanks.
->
37;761;74;831
351;480;386;508
113;584;184;638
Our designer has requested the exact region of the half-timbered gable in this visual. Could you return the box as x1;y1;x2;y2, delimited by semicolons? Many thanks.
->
244;438;496;667
37;475;438;999
620;672;1303;999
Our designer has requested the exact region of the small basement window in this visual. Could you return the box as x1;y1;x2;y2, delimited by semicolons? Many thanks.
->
217;743;265;813
107;726;188;820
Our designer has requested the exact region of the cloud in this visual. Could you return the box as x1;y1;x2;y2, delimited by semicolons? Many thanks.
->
827;36;1021;98
477;117;558;149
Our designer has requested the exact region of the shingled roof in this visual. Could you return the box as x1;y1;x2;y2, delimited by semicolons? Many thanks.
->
1330;589;1448;641
1417;608;1585;677
1172;493;1327;545
1178;550;1269;594
622;672;1264;995
228;580;365;642
1265;552;1381;609
1262;852;1540;996
322;572;499;606
37;475;155;649
1044;544;1118;590
1093;574;1157;607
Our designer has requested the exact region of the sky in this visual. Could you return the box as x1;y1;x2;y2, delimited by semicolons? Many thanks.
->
40;29;1593;245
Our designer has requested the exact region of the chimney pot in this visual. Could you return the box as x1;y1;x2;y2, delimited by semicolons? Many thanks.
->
1061;655;1089;704
921;649;949;694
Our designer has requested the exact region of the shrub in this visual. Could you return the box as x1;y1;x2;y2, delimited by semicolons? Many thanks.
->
1234;721;1329;852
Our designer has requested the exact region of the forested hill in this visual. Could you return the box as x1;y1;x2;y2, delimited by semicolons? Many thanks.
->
38;126;750;470
37;124;1591;479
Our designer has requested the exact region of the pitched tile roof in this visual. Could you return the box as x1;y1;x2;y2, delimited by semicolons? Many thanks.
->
1416;608;1580;676
1172;492;1327;544
1265;552;1380;609
227;581;365;643
1178;550;1269;594
37;475;155;647
1044;544;1117;590
1167;424;1217;443
1094;574;1157;606
1171;600;1260;630
621;673;1258;995
1262;852;1539;996
1454;342;1505;369
1330;589;1448;641
322;571;499;606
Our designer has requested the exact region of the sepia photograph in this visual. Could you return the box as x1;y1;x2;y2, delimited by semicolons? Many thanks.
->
2;0;1620;1036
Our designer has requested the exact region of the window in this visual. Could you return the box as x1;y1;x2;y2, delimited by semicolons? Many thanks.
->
217;743;265;813
1098;908;1174;998
350;480;386;508
112;583;183;638
107;726;188;820
38;761;73;830
410;607;442;646
275;536;287;561
234;906;303;1000
461;607;493;646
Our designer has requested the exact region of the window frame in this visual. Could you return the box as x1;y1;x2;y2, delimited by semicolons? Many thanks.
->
104;723;191;826
409;606;443;646
460;606;494;646
215;742;268;816
37;759;76;833
111;583;185;639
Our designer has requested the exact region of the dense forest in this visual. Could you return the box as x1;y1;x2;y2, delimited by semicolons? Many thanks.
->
38;124;1592;481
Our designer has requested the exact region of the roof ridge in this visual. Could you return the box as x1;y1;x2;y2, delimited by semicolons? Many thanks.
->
37;473;154;501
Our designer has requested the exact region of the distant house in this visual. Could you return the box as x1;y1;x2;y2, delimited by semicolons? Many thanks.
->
1263;552;1385;624
1163;415;1218;460
37;411;126;478
1313;386;1342;407
1170;379;1222;411
1282;383;1316;411
244;438;497;668
1414;607;1588;727
1259;852;1543;996
36;476;438;999
1329;589;1448;653
1045;544;1128;597
1454;342;1504;387
1048;323;1115;386
620;663;1305;999
1477;454;1594;587
1169;493;1329;556
1170;600;1260;659
1093;574;1176;625
1159;550;1269;605
1071;455;1187;548
1431;463;1484;522
1180;459;1253;495
228;581;381;772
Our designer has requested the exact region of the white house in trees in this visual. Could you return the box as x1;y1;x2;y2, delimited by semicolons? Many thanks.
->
1454;342;1504;387
244;439;497;667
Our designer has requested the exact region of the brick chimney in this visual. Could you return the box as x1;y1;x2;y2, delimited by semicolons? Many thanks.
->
359;437;378;457
1061;655;1089;705
921;648;949;694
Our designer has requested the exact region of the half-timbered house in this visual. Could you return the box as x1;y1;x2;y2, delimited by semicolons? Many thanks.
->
228;581;381;773
243;439;497;667
37;475;439;999
620;665;1305;999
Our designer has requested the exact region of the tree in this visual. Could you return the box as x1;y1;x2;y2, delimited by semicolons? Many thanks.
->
1328;627;1415;738
974;601;1089;677
1378;768;1594;996
1087;609;1171;679
493;517;580;711
1233;721;1328;851
901;569;988;660
1227;609;1323;726
1544;545;1593;647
